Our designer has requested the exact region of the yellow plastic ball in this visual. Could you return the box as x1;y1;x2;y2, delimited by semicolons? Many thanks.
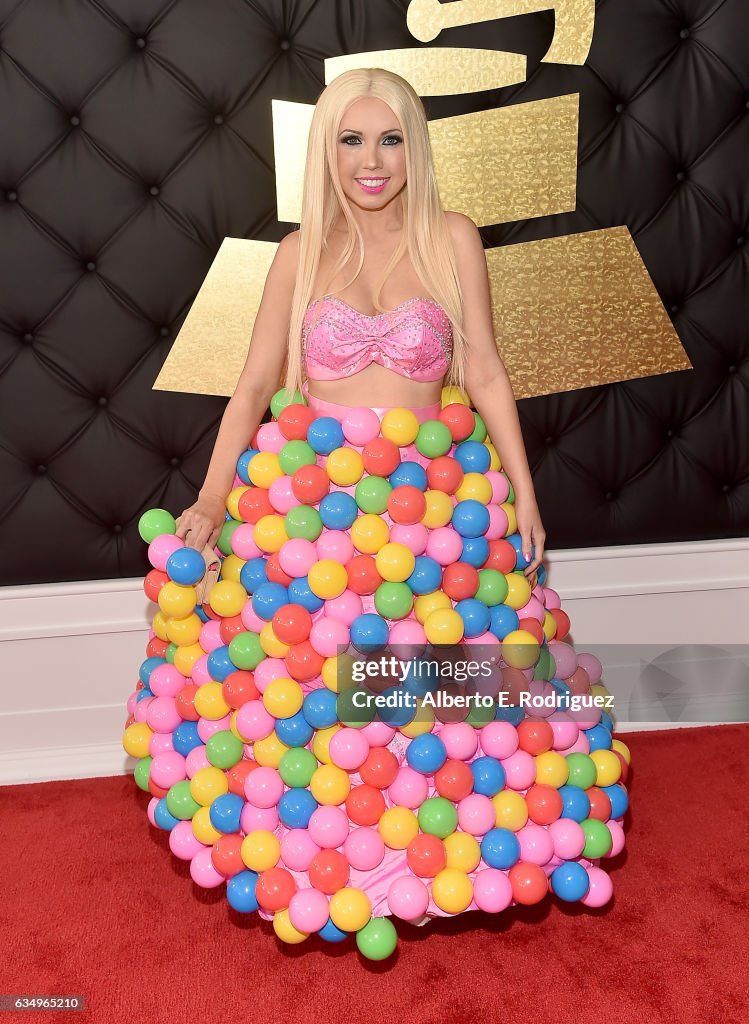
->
375;542;416;582
441;385;470;407
381;407;420;446
542;610;557;642
219;553;245;584
612;738;631;765
252;731;290;768
326;447;364;486
424;607;465;645
484;441;500;470
414;589;452;624
422;490;454;528
248;452;283;489
503;573;532;610
310;763;351;805
590;748;622;787
208;579;246;618
260;622;290;658
194;682;232;721
399;699;435;737
455;472;492;504
241;829;281;872
431;868;473;913
444;831;481;872
312;724;340;764
350;514;390;554
151;610;170;641
501;629;539;669
492;790;529;831
226;485;251;520
322;653;356;692
378;806;419;849
263;677;303;719
253;514;289;554
165;612;203;647
273;908;309;945
229;708;244;743
329;887;371;932
308;559;348;599
192;805;222;844
535;751;570;788
173;642;205;678
501;500;517;535
591;683;611;702
158;581;197;618
189;765;229;805
122;722;152;759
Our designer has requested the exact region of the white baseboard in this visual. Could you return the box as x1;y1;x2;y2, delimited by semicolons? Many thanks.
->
2;537;748;786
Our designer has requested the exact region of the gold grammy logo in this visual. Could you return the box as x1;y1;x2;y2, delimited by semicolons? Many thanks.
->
155;0;691;400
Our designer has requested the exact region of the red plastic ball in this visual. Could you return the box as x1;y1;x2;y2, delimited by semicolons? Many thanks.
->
438;403;476;441
272;603;312;645
387;485;427;525
175;683;200;721
146;636;168;658
222;670;259;709
517;617;544;644
406;833;446;877
359;747;399;789
441;562;479;601
291;464;330;503
500;666;530;705
550;607;571;640
525;783;563;825
508;862;549;905
346;554;382;596
516;719;554;755
565;665;591;697
586;786;613;823
266;552;294;586
238;487;274;524
211;834;245;877
435;758;475;800
308;849;350;894
426;455;464;493
148;777;169;799
482;539;517;573
143;568;169;604
219;613;246;645
226;757;259;797
346;784;387;826
361;437;401;476
256;867;297;911
285;640;325;681
278;403;316;440
613;750;629;784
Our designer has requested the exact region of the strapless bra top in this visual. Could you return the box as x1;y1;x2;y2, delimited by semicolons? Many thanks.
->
302;295;453;383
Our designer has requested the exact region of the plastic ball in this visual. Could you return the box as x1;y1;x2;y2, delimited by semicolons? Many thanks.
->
387;875;429;921
328;887;371;932
431;868;473;913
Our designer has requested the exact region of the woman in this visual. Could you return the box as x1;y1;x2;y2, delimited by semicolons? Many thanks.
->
136;68;624;953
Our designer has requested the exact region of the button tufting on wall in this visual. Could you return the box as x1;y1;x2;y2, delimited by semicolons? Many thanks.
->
675;170;686;182
737;236;745;246
6;190;17;201
213;114;224;125
70;114;81;126
36;465;47;475
671;304;679;313
280;39;291;50
728;364;737;373
112;524;123;533
159;327;170;337
97;396;108;407
22;332;34;344
721;483;730;493
604;491;614;501
615;102;625;113
666;428;674;438
85;261;96;271
679;28;690;39
149;185;160;196
169;457;181;467
135;37;146;49
544;435;554;445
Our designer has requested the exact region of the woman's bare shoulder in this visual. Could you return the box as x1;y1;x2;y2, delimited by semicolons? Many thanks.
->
444;210;480;245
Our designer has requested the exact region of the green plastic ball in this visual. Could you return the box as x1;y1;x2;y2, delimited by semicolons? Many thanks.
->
229;631;265;670
417;796;458;838
205;729;244;769
566;752;597;789
467;412;487;442
279;747;318;787
356;916;398;960
533;645;555;681
475;568;508;606
165;779;201;820
138;508;177;543
165;642;177;665
415;420;453;458
279;439;317;475
355;475;393;514
270;387;306;419
507;478;515;503
465;699;496;727
581;817;613;858
134;756;152;792
374;581;414;620
217;519;241;556
284;505;323;541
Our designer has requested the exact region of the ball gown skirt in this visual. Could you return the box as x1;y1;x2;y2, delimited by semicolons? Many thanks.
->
126;382;631;961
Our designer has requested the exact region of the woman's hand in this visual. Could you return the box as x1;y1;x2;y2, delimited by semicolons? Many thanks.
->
514;492;546;588
175;493;226;552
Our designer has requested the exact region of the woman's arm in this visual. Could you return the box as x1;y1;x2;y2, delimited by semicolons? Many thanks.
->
446;212;546;581
176;230;299;550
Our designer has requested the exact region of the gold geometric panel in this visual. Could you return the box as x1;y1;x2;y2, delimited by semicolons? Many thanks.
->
488;226;693;399
152;227;692;401
406;0;595;67
274;95;579;227
324;47;527;95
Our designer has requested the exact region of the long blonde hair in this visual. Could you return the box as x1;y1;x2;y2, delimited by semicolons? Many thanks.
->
282;67;468;395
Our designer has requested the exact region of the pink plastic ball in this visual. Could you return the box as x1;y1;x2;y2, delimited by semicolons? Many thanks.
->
484;504;508;540
387;618;427;656
309;615;350;658
501;749;536;790
473;868;513;913
197;714;231;743
185;745;209;776
439;722;479;761
328;727;370;771
230;523;262;560
548;713;579;751
577;652;603;686
549;640;578;679
149;751;187;789
235;700;275;741
133;696;153;723
240;803;279;834
199;619;223;653
245;766;284;808
344;826;386;870
517;822;555;865
240;602;267;633
149;663;185;698
146;696;182;734
281;829;321;871
278;538;318;578
425;526;463;566
316;530;354;563
543;587;562;610
548;818;586;860
252;658;287;693
324;589;363;626
604;820;626;858
147;797;159;827
190;844;226;888
359;721;397;747
341;407;380;445
388;765;429;808
289;886;330;932
256;421;285;453
191;656;213;685
485;470;510;504
387;875;429;920
169;820;206;860
148;533;184;572
457;794;496;836
308;805;350;849
480;721;519;759
149;732;174;757
562;731;590;755
269;475;300;514
581;866;614;907
389;523;428;556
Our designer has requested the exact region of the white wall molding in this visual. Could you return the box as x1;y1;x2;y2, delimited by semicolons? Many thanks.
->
2;536;748;786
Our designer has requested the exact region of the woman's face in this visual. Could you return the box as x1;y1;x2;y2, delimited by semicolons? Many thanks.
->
335;97;407;212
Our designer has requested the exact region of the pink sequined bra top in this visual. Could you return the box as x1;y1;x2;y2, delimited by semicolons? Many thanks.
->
302;294;453;382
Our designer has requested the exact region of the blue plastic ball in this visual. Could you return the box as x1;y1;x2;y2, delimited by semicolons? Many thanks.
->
209;792;245;833
603;783;629;819
376;685;416;728
236;448;260;485
302;688;339;729
454;440;491;474
455;598;490;638
139;656;164;686
240;556;268;594
318;917;349;942
506;533;532;570
495;703;524;726
319;491;358;530
166;546;207;585
287;576;325;612
154;798;180;831
585;724;613;751
389;461;428;490
549;679;572;710
406;732;447;774
451;499;490;539
307;416;345;455
480;827;520;869
195;605;210;623
135;687;153;702
488;603;519;639
251;582;289;621
350;613;389;653
407;555;443;595
460;536;489;568
470;755;506;796
172;720;202;757
551;861;590;902
207;644;235;682
278;787;318;828
227;870;260;913
558;784;591;821
401;658;440;699
275;709;315;747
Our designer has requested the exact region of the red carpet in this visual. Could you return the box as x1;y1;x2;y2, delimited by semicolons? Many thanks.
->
1;724;747;1024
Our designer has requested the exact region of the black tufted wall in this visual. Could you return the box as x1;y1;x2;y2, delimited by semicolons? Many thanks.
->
1;0;747;587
